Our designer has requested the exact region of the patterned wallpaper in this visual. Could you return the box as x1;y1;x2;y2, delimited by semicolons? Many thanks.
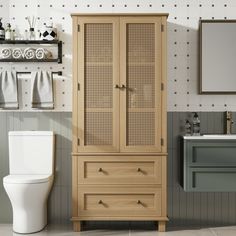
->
0;0;235;111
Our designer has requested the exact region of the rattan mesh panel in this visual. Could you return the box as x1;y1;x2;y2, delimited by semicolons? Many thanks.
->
85;23;113;109
126;24;156;146
85;112;113;145
85;23;113;63
127;112;155;146
84;23;113;146
127;24;155;109
127;24;155;63
85;65;113;108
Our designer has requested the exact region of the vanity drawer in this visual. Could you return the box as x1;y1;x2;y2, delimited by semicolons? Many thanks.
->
186;167;236;192
78;186;162;216
78;156;162;185
186;140;236;166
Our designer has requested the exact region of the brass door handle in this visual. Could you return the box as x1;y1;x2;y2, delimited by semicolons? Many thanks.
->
121;84;126;89
115;84;120;89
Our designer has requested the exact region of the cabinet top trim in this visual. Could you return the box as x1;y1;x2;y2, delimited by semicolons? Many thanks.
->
71;13;169;17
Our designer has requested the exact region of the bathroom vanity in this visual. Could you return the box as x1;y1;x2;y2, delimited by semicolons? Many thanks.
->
182;135;236;192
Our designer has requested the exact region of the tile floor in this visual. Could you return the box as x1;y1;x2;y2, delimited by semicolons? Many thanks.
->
0;223;236;236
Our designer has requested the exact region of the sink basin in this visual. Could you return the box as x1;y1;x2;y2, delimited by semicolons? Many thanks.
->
184;135;236;139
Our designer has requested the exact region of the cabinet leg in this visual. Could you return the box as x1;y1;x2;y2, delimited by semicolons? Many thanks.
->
158;221;166;232
73;221;81;232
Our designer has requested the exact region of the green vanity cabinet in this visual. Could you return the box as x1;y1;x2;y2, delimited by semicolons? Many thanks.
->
182;136;236;192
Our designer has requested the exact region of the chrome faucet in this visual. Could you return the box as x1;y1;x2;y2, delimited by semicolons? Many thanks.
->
225;111;234;134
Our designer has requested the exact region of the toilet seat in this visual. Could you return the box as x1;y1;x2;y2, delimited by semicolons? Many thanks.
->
3;174;52;184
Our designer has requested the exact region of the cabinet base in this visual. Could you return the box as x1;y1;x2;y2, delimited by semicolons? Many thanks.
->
72;220;167;232
73;221;81;232
158;221;166;232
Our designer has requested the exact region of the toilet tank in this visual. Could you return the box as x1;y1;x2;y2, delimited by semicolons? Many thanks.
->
8;131;55;175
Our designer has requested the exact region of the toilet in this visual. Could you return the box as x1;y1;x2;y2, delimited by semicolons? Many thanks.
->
3;131;55;234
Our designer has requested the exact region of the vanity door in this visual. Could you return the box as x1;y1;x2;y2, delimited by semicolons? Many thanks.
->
119;17;163;153
75;17;120;153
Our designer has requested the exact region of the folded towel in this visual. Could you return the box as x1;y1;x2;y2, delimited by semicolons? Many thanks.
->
35;48;52;60
24;47;36;59
1;48;12;59
12;48;23;59
0;71;18;109
31;71;54;109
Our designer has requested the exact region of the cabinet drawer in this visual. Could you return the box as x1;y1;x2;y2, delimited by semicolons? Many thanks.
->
78;186;161;216
186;167;236;192
78;156;162;184
186;140;236;166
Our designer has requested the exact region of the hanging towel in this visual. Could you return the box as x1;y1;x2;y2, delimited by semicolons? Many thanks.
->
0;71;18;109
12;48;23;59
31;71;54;109
24;47;36;59
1;48;12;59
35;48;52;60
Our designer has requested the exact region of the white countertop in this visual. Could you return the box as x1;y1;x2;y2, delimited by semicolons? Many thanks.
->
183;135;236;140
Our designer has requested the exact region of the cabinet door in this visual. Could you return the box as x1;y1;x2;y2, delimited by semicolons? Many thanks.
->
120;17;162;152
76;17;120;152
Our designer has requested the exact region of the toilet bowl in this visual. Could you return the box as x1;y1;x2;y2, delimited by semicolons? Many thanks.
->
3;175;53;233
3;131;55;234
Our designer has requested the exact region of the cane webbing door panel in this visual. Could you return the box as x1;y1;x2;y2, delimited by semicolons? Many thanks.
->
77;18;120;152
120;17;162;152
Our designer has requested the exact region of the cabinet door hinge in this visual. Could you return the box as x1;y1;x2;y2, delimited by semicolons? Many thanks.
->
78;25;80;32
77;138;80;146
161;83;164;91
161;138;164;146
77;83;80;91
161;24;164;32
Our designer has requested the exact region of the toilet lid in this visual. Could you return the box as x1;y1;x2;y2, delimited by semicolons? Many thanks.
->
3;174;53;184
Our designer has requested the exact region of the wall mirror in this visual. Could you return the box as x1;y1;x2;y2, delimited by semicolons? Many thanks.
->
200;20;236;94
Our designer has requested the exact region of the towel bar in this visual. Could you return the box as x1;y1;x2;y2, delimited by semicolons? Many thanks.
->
16;71;62;76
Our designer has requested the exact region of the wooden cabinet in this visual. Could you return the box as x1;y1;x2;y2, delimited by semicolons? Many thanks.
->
72;14;168;232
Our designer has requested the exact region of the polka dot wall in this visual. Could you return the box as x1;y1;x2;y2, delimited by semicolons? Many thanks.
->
0;0;236;111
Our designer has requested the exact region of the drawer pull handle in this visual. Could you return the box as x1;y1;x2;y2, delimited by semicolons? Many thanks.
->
137;200;142;204
98;200;103;204
98;168;103;172
137;168;141;172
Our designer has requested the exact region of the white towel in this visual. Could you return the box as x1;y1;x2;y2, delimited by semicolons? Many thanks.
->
24;47;36;59
31;71;54;109
0;71;18;109
35;48;52;60
1;48;12;59
12;48;23;59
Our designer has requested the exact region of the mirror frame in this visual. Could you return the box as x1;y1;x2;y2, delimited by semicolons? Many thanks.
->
199;19;236;94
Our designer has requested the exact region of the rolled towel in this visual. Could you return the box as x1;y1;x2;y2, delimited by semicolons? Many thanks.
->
35;48;52;60
1;48;12;59
12;48;23;59
24;47;36;59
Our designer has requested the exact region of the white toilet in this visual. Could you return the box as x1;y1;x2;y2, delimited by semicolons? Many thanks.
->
3;131;55;234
